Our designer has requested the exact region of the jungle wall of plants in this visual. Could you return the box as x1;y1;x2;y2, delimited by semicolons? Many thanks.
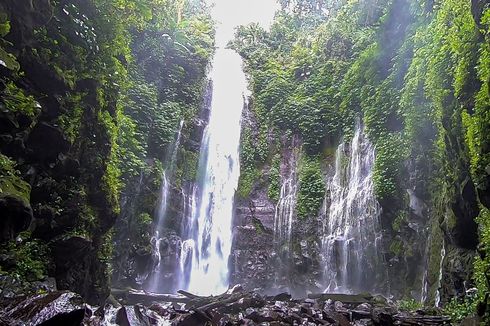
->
233;0;490;319
0;0;213;304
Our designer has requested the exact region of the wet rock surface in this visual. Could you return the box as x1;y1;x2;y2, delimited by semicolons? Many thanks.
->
1;289;452;325
0;291;85;326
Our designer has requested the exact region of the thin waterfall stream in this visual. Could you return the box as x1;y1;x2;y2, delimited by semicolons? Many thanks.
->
147;120;184;293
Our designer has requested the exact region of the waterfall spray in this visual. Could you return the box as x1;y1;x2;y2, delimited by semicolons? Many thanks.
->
178;48;246;295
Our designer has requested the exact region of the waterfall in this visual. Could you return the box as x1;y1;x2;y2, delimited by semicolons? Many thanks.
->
273;139;300;286
434;240;446;307
146;120;184;293
274;175;298;254
178;47;246;295
321;122;384;293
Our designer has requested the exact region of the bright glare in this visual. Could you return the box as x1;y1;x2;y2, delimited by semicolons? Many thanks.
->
205;0;280;46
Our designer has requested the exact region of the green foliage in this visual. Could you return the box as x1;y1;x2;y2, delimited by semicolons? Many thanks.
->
1;82;40;119
389;239;403;256
0;12;10;37
296;155;324;219
397;298;423;311
443;295;478;323
0;154;30;204
178;149;200;182
237;167;259;199
0;12;19;71
474;208;490;320
372;134;407;200
57;94;84;143
0;153;16;176
392;211;408;232
0;232;48;282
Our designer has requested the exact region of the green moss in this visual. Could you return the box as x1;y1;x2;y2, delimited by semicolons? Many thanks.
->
390;239;403;256
181;149;199;182
237;167;259;199
98;110;122;214
392;210;407;232
252;217;266;234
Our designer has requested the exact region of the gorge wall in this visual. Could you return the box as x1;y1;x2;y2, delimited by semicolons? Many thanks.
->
230;0;490;318
0;0;489;324
0;0;214;304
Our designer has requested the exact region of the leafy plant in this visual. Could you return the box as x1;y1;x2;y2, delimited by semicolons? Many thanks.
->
397;298;423;311
443;296;478;323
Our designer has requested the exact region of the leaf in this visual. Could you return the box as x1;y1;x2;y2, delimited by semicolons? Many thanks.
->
0;46;19;71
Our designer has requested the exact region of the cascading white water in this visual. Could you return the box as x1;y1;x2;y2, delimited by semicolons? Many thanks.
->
178;47;246;295
321;122;384;293
274;176;298;254
147;121;184;292
434;240;446;307
273;141;300;258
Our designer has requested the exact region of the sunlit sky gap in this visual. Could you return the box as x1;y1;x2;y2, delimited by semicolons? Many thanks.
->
205;0;280;46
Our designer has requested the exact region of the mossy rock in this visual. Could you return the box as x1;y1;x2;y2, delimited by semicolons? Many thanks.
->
0;173;31;205
0;178;32;242
0;166;33;242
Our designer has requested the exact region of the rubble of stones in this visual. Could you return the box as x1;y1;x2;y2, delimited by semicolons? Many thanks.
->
0;289;452;325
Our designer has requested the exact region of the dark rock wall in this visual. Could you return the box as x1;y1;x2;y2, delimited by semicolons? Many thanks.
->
231;98;483;304
230;101;323;297
0;0;124;304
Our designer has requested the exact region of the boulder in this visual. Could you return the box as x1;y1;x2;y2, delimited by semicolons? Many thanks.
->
0;291;85;325
26;122;70;163
0;195;32;242
51;236;109;305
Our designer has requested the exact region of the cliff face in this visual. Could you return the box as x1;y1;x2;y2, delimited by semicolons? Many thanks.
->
0;0;120;303
0;0;214;304
231;101;481;303
231;1;490;315
0;1;488;323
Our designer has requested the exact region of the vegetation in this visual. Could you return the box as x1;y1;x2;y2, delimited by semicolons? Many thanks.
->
0;0;488;321
0;232;49;284
297;155;324;219
443;295;479;323
0;0;213;302
397;298;423;312
233;0;490;320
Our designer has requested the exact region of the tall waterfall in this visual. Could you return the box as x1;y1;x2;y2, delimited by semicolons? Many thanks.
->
178;47;246;295
321;122;384;293
147;121;184;292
